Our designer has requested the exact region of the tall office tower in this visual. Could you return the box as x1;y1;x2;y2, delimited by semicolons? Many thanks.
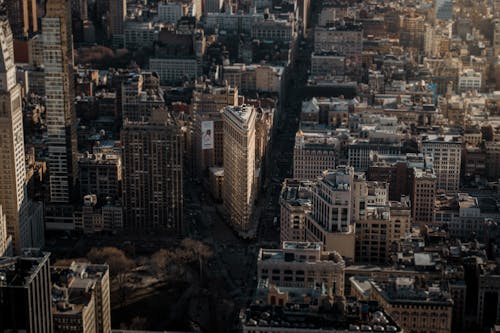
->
121;109;183;232
191;82;238;177
0;17;30;253
71;0;88;20
43;0;78;204
422;135;462;192
223;105;256;234
399;13;425;49
0;249;53;333
410;168;437;225
108;0;126;42
5;0;38;38
0;205;10;255
52;262;111;333
434;0;453;20
305;166;356;260
203;0;223;14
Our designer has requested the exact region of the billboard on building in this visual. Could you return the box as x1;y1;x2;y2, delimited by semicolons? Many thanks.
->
201;121;214;150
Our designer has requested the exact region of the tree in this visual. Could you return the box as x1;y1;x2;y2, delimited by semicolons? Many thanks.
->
180;238;213;278
150;249;174;276
87;247;134;303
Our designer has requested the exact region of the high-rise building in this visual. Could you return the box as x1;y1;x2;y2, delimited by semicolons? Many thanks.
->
293;130;336;180
43;0;78;203
0;16;35;252
422;135;462;192
121;109;183;232
52;261;111;333
279;179;313;243
203;0;224;14
191;82;238;177
0;249;53;333
399;13;425;49
108;0;126;44
0;205;10;255
5;0;38;38
305;166;356;260
222;105;257;234
411;168;437;225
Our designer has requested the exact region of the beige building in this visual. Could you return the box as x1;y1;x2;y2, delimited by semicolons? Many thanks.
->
0;205;11;256
52;262;111;333
223;105;256;233
422;135;462;192
369;278;453;333
279;179;313;243
293;130;336;180
223;63;284;94
0;16;43;252
257;242;345;297
411;168;437;225
355;202;411;264
305;167;356;260
399;13;425;49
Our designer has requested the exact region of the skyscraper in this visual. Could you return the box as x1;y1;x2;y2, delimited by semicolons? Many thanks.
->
108;0;126;45
0;16;30;252
121;108;183;232
305;166;356;260
43;0;78;203
222;105;256;234
5;0;38;38
191;82;238;177
0;249;53;333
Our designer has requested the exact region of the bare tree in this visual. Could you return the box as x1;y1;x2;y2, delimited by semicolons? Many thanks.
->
87;247;134;303
180;238;213;278
150;249;174;276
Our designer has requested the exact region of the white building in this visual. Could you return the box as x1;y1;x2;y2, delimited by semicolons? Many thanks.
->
458;69;482;93
158;2;188;24
149;58;200;84
305;167;356;260
124;21;161;49
422;135;462;192
251;17;295;42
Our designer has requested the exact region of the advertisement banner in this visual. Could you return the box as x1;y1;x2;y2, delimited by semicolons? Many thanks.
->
201;121;214;150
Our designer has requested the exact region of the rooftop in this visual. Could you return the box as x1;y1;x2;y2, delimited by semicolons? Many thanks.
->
0;249;49;288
